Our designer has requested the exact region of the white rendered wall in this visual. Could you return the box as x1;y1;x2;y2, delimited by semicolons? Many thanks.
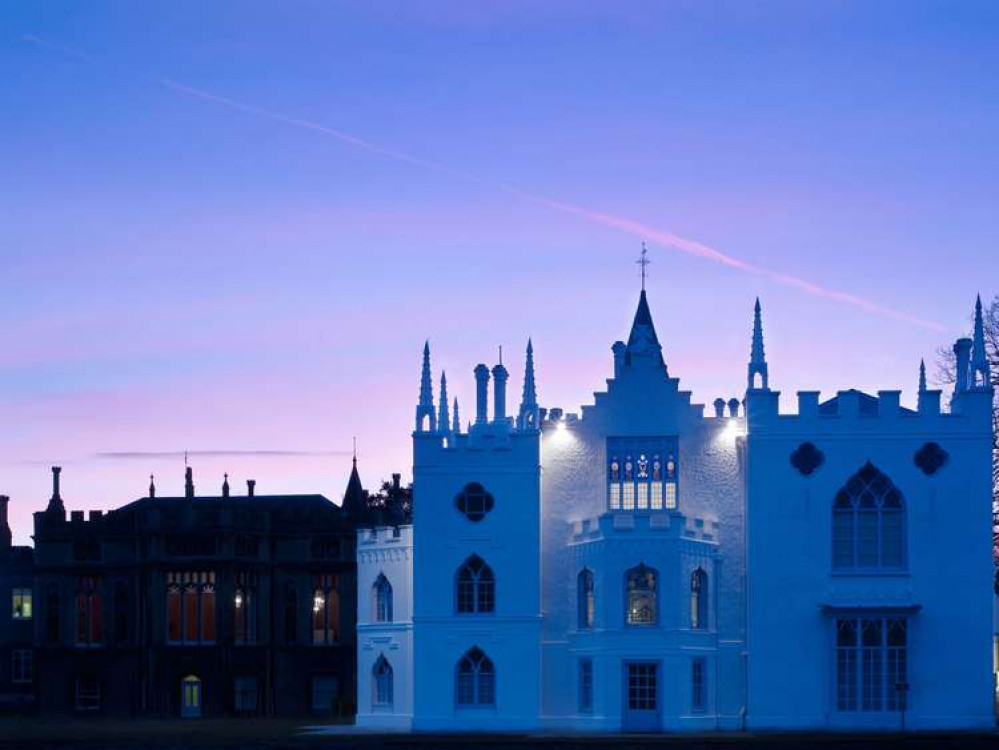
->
539;356;748;731
411;426;542;730
746;388;995;730
356;525;414;730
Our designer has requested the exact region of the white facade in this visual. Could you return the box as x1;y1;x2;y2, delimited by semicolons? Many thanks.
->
356;291;995;732
356;525;414;730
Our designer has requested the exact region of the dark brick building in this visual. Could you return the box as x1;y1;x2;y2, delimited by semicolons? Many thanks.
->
26;459;378;718
0;495;35;712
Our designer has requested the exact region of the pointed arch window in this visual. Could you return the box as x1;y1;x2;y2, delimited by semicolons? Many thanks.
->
456;555;494;614
456;646;495;707
625;564;657;626
690;568;708;630
833;462;906;571
373;574;393;623
608;439;678;512
577;568;594;630
373;655;394;709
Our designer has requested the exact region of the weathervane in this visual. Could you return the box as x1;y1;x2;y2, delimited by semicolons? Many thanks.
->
636;242;651;290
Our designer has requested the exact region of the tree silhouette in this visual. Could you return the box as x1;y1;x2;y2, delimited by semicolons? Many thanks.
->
935;294;999;589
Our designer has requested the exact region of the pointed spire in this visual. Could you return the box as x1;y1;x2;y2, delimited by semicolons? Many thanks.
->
438;371;450;435
919;359;927;393
149;474;156;499
452;397;460;434
342;456;365;517
517;338;540;430
415;341;437;432
624;290;665;372
184;466;195;499
970;294;991;390
222;472;230;498
748;298;769;391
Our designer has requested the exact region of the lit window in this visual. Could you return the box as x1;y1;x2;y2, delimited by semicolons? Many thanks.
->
11;589;31;620
373;655;394;708
234;571;258;645
650;483;663;510
166;571;216;645
665;482;677;510
609;484;621;510
836;617;907;712
622;484;635;511
76;577;103;646
456;646;495;707
832;462;906;572
626;564;657;626
636;483;649;510
312;574;340;645
456;555;495;614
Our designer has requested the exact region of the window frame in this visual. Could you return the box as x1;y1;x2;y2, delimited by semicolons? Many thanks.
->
832;463;907;574
624;564;658;627
11;588;32;620
577;568;595;630
11;649;33;684
455;646;496;709
373;655;394;709
373;573;393;623
834;615;909;714
456;555;495;615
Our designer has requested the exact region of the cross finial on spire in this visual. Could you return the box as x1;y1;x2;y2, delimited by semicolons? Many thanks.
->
636;242;651;290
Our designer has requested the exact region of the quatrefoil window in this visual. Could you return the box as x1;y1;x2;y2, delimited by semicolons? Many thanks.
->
914;442;948;476
790;442;824;476
455;483;494;522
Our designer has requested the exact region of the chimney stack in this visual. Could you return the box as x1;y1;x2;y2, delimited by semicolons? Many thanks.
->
247;479;256;497
492;360;509;422
46;466;66;516
954;338;972;394
474;364;490;425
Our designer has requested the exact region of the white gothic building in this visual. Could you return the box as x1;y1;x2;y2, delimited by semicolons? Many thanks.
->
356;290;994;732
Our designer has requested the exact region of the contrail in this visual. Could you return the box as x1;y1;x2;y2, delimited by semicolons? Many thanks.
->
96;450;351;460
23;34;946;331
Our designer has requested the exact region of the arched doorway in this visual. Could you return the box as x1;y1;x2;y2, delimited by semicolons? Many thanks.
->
181;675;202;718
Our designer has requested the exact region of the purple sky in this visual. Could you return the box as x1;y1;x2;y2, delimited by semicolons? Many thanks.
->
2;2;997;544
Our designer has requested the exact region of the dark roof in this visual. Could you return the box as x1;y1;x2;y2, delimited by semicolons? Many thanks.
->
113;493;340;515
341;458;366;517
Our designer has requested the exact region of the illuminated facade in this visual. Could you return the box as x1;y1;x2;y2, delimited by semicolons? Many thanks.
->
357;290;995;732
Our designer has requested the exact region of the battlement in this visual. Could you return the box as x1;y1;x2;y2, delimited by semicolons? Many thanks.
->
413;424;540;469
745;387;993;435
358;524;413;548
569;511;720;546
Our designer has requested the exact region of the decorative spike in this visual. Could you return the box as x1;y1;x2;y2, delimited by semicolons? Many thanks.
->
748;298;770;391
415;341;437;432
919;359;927;393
149;474;156;499
518;338;540;430
222;472;230;498
970;295;991;389
452;397;460;434
438;371;450;434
